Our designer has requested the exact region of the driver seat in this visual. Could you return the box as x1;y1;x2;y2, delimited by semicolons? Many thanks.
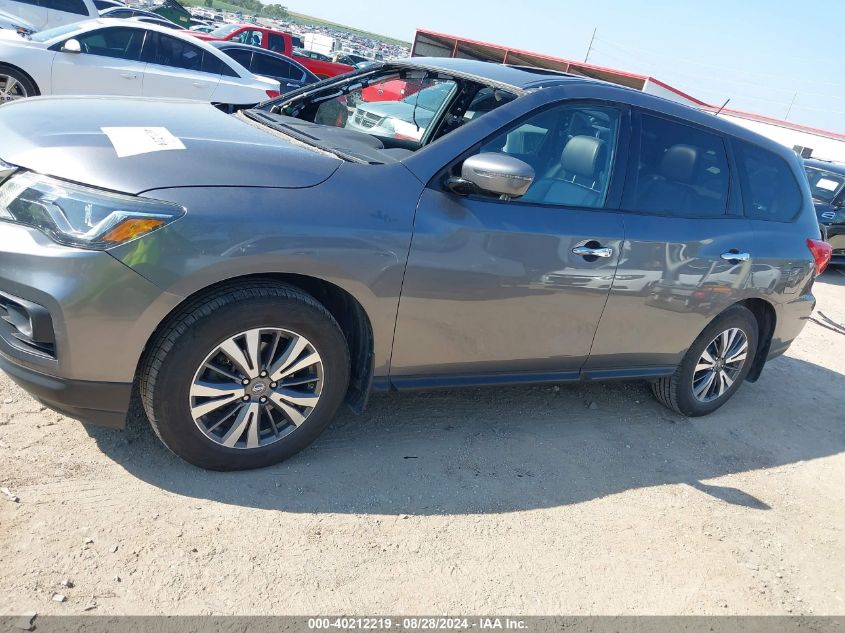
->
520;135;607;207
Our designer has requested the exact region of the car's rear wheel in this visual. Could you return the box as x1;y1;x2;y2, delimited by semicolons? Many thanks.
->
140;282;350;470
0;67;37;103
651;305;758;417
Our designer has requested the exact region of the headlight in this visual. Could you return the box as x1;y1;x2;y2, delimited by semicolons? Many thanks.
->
0;172;184;250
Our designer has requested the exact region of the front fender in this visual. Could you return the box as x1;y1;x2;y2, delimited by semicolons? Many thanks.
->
109;163;422;375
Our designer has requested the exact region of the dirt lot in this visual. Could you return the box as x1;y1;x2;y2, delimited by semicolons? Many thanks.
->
1;270;844;616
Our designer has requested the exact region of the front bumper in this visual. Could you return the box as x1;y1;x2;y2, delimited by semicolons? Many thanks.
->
0;223;182;427
0;351;131;427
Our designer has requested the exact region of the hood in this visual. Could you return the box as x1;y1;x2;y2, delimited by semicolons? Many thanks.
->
0;25;26;39
0;97;341;194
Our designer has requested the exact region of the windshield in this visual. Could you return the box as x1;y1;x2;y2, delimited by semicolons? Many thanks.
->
209;23;241;38
255;65;518;163
805;165;845;203
400;83;453;110
29;22;84;42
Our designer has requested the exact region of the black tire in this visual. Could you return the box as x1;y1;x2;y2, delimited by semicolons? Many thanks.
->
0;66;38;100
651;305;759;417
139;282;350;470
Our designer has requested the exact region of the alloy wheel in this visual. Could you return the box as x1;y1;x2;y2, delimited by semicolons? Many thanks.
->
189;328;323;449
692;327;749;403
0;74;28;102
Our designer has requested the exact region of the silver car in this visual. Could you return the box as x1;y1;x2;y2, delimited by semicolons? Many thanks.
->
0;58;829;470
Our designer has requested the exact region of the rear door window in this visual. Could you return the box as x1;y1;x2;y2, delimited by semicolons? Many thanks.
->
143;33;205;72
201;50;237;77
629;113;730;217
734;140;803;222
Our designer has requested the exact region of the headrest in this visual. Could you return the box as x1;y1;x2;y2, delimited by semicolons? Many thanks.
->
560;135;606;179
660;144;698;183
569;111;595;137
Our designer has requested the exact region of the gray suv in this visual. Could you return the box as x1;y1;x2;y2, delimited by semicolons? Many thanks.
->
0;59;830;470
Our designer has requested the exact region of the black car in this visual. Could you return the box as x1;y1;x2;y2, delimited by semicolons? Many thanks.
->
804;158;845;263
210;41;319;94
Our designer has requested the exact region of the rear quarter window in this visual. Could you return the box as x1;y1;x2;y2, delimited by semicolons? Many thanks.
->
734;140;802;222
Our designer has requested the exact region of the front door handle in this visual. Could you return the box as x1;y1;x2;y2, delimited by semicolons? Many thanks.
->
721;250;751;262
120;72;137;79
192;82;206;88
572;245;613;258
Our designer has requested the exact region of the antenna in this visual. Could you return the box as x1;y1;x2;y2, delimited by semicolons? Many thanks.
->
584;28;596;63
714;98;730;116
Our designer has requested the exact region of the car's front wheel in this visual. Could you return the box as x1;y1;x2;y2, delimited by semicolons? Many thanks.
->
140;282;350;470
0;67;37;103
651;305;759;416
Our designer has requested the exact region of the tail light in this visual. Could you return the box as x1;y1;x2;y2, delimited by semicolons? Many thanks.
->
265;90;281;99
807;239;832;275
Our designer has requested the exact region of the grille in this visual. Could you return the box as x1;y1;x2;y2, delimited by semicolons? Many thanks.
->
354;110;383;129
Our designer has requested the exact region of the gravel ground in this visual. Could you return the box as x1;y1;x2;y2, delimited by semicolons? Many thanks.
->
1;270;844;616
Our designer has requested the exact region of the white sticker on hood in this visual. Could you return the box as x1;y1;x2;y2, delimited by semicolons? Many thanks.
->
101;127;186;158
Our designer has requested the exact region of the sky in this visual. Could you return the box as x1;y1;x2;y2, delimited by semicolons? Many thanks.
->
278;0;845;133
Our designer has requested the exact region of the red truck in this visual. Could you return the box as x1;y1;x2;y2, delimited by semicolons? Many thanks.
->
184;25;354;79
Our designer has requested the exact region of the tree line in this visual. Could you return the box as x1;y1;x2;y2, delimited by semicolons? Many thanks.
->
204;0;289;19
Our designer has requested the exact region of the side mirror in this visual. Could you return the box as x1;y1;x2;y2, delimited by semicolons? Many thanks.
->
451;152;535;200
61;38;81;53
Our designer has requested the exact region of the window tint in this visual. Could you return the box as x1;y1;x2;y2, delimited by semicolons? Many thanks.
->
475;104;621;208
76;27;144;60
201;50;236;76
143;33;204;72
223;47;252;69
631;114;730;217
734;141;802;222
43;0;88;14
103;7;131;16
252;52;296;79
267;32;286;53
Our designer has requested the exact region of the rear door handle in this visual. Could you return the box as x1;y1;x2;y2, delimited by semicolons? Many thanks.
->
572;245;613;258
193;82;206;88
721;250;751;262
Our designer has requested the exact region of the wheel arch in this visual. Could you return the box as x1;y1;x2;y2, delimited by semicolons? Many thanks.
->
0;63;41;96
135;273;375;413
732;297;776;383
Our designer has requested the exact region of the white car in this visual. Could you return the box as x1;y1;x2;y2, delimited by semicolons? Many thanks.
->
0;8;36;35
0;0;97;31
0;19;281;106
